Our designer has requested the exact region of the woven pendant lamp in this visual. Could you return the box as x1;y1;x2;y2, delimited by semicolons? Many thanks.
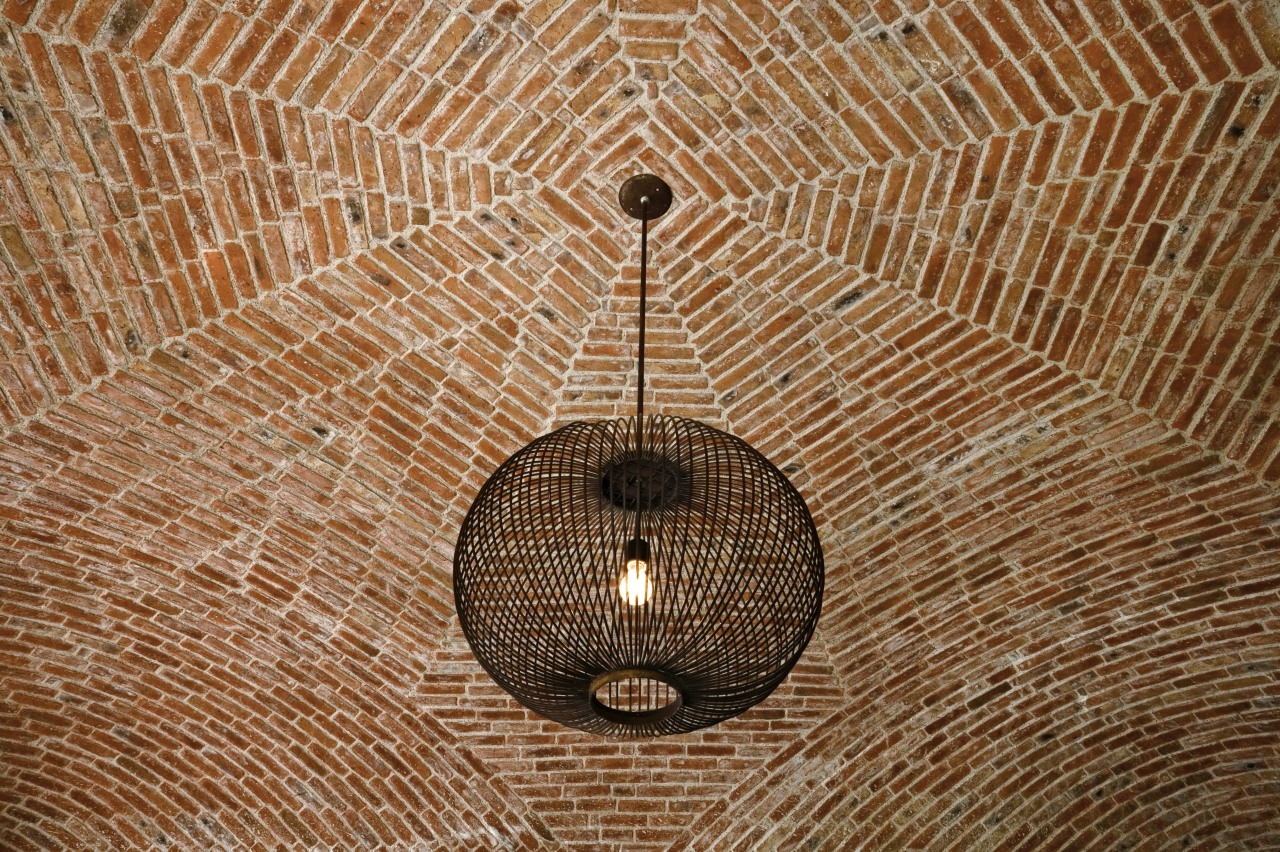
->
453;175;823;736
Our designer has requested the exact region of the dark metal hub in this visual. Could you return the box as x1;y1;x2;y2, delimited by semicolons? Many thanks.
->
600;456;683;511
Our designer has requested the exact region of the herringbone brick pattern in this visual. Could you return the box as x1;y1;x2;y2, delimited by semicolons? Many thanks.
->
1;1;1278;849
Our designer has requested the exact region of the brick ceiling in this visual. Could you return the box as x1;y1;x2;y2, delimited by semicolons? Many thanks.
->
2;0;1279;848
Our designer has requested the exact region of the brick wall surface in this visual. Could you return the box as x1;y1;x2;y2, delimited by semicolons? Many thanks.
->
1;0;1278;849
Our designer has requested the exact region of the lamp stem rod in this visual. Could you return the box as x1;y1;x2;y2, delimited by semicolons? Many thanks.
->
633;197;650;561
636;196;649;455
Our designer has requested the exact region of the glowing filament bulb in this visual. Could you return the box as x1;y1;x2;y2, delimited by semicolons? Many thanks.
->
620;538;652;606
620;561;652;606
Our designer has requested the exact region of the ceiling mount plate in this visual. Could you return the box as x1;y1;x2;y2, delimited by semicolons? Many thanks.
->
618;174;673;220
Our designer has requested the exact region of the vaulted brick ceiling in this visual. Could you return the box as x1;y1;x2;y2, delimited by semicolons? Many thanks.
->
1;0;1278;848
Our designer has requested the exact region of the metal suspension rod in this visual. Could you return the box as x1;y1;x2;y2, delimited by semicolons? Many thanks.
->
634;197;649;547
636;196;649;455
617;173;672;552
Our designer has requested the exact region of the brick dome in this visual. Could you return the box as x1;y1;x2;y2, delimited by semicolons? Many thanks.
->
1;1;1278;849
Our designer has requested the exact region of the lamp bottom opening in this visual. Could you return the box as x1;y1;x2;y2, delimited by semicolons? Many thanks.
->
589;669;684;726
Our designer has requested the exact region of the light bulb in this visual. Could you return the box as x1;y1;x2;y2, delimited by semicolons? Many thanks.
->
620;538;653;606
620;558;652;606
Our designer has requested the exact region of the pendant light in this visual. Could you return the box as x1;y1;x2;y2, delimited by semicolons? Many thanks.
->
453;175;824;736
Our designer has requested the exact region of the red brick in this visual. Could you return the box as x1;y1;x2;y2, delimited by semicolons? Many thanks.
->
1108;31;1168;98
1175;13;1232;84
1208;5;1265;75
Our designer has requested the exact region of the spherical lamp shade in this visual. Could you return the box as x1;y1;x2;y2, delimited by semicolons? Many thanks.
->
453;415;824;736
